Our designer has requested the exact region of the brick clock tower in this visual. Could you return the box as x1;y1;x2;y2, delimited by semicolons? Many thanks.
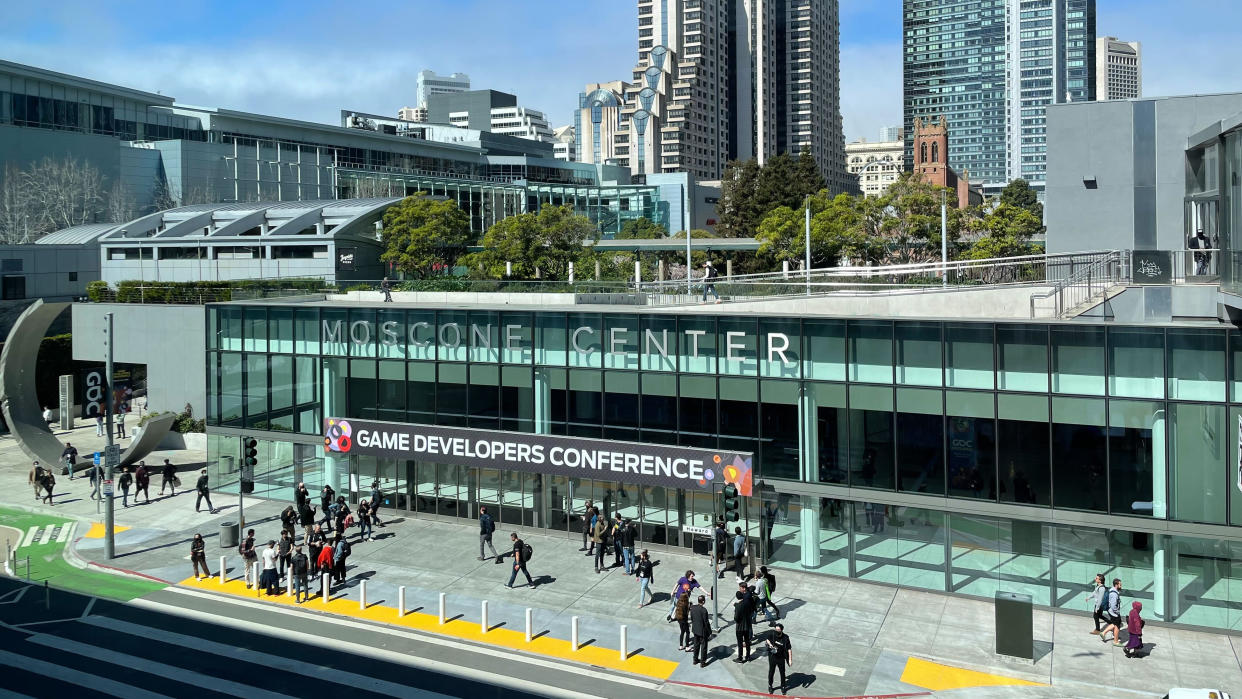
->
912;116;975;208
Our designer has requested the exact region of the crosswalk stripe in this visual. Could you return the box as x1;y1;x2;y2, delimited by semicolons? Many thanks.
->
0;687;37;698
81;616;453;699
20;527;37;547
0;647;171;699
55;522;75;544
25;633;299;699
36;527;53;546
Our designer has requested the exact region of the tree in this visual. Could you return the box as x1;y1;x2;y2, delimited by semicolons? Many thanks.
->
793;148;827;201
963;203;1041;260
756;193;880;269
379;193;473;278
715;159;762;237
616;216;667;240
464;205;598;280
867;173;964;265
999;178;1043;220
107;181;138;224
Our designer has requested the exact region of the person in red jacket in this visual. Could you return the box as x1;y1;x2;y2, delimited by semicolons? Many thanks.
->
316;544;335;596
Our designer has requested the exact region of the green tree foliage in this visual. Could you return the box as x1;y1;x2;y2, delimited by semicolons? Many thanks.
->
463;205;599;280
963;203;1042;259
868;173;965;265
717;151;828;238
379;194;473;278
756;193;879;269
616;216;667;240
999;178;1043;220
716;159;762;238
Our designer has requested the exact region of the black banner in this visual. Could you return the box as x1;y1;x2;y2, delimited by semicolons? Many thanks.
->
324;417;754;495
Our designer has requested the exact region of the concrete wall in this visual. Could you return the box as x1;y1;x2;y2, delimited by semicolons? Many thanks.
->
690;285;1058;319
0;244;99;298
71;303;205;416
1046;93;1242;254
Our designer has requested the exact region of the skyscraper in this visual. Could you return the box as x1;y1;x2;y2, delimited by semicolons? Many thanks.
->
903;0;1095;192
622;0;849;191
1095;36;1142;100
415;70;470;109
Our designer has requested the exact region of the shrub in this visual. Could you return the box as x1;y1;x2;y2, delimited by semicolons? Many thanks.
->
86;281;110;302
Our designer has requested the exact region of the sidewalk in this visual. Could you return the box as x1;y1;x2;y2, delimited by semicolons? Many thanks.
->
3;433;1240;697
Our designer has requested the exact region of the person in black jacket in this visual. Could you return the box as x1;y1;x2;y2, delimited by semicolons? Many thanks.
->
159;459;177;496
636;550;655;608
298;502;316;544
766;623;793;694
61;443;78;479
690;595;712;667
294;482;309;510
621;519;638;575
290;545;310;603
319;485;336;532
732;581;755;662
190;533;210;579
280;506;297;540
195;469;214;513
118;467;133;508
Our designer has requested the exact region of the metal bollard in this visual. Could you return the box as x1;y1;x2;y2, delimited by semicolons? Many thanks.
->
286;573;293;597
398;586;406;616
322;573;330;605
571;615;579;651
219;556;226;585
438;592;446;624
525;607;533;643
359;580;367;610
44;580;49;610
620;624;628;660
481;600;489;634
26;556;30;581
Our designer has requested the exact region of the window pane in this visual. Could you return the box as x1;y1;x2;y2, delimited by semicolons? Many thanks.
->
804;319;845;381
946;391;996;500
946;324;994;389
567;369;601;437
469;364;499;429
998;394;1049;505
270;308;293;354
1107;327;1163;398
436;363;468;426
848;320;892;384
950;515;1050;605
567;313;602;368
604;371;640;431
270;355;293;412
998;324;1047;392
348;308;377;358
640;315;677;372
437;310;467;362
500;365;534;433
896;322;942;387
813;383;848;485
220;352;243;424
408;310;436;361
377;361;405;422
1170;402;1226;524
377;308;406;359
603;314;639;370
760;380;799;481
720;316;760;375
407;362;435;425
897;388;944;494
1052;326;1104;395
536;313;567;367
348;359;377;420
760;318;800;379
679;375;716;448
719;377;758;455
1052;397;1106;511
1168;329;1225;401
501;312;533;365
468;311;500;363
244;354;267;426
1107;400;1160;518
849;385;894;490
243;306;267;353
679;315;717;374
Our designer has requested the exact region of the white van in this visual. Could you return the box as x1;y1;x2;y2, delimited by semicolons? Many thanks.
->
1162;691;1231;699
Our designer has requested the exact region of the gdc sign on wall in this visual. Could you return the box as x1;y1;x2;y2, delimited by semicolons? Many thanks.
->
324;417;753;495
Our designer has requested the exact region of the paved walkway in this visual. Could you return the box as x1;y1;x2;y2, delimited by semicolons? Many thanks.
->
2;427;1240;697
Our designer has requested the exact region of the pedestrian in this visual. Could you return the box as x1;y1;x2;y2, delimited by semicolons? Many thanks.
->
319;485;336;531
733;581;755;662
294;481;309;511
333;496;351;533
1100;578;1124;645
381;276;393;302
195;469;214;513
1123;601;1145;657
757;566;780;624
118;467;133;508
61;442;78;479
299;502;317;544
701;260;721;303
766;623;794;694
621;518;637;575
478;505;498;561
159;459;178;495
116;403;127;439
674;591;692;652
42;406;52;425
332;534;351;584
29;461;45;500
1190;229;1213;275
261;540;280;595
280;505;297;540
357;499;373;541
370;480;385;527
732;527;747;580
1087;572;1108;635
239;529;257;588
636;549;655;608
89;461;102;500
134;462;150;504
714;519;728;572
579;499;594;552
94;414;104;437
278;530;293;579
690;594;711;667
505;532;533;588
611;513;625;569
190;533;210;579
315;537;334;584
667;570;701;621
40;470;56;505
593;509;608;573
290;545;310;603
307;525;326;576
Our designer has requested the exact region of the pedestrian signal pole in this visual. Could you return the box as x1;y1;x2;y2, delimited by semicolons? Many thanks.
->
240;437;257;531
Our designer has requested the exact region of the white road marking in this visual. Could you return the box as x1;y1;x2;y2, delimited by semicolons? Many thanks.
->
0;687;36;698
814;663;846;676
81;616;455;699
20;527;37;547
35;527;53;546
25;633;297;699
140;587;661;694
0;647;171;699
54;522;75;544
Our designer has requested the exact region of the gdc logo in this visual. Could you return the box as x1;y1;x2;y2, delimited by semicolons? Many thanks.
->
82;369;105;418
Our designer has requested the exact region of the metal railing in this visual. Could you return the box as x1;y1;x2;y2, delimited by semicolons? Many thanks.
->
1028;251;1128;318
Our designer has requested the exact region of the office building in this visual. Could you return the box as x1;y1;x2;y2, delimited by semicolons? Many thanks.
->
576;81;629;166
1096;37;1142;101
488;106;553;142
415;70;470;109
426;90;553;144
551;125;575;162
396;106;427;123
845;137;903;199
903;0;1096;193
879;126;903;143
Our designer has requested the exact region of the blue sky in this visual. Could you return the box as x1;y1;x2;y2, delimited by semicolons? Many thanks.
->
1;0;1238;143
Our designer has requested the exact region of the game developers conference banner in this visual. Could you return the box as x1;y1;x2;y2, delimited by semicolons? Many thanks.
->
324;417;753;495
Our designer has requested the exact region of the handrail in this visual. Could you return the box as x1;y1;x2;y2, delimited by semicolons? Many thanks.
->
1028;250;1128;318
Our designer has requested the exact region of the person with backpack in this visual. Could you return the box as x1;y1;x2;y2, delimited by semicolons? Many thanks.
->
29;461;45;501
332;534;351;585
1100;578;1124;645
478;506;498;561
701;260;721;303
732;580;756;662
118;467;133;508
1087;573;1108;635
290;545;310;603
195;469;214;513
636;549;655;608
756;566;780;624
369;480;385;527
239;528;257;588
505;532;534;588
621;518;638;575
134;462;150;504
190;533;210;580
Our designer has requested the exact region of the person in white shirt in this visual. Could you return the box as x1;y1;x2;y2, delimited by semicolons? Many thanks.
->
260;540;280;595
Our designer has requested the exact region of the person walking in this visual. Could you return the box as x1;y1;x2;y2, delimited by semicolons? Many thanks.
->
159;459;178;496
319;485;336;532
381;276;393;302
29;461;45;501
88;461;102;501
40;470;56;505
592;509;608;574
757;566;780;624
357;499;373;541
667;570;701;621
478;506;498;561
61;443;78;479
505;532;533;588
333;496;351;534
621;518;637;575
690;594;711;667
732;527;747;580
195;469;214;513
134;462;150;504
239;529;258;588
674;591;692;652
1087;573;1108;635
290;545;310;603
701;261;721;304
579;499;594;552
277;530;293;580
766;623;794;694
369;480;385;527
115;403;127;439
636;549;655;608
261;540;280;595
94;414;104;437
118;467;133;508
1123;601;1145;657
190;533;210;580
733;581;755;662
1100;578;1124;645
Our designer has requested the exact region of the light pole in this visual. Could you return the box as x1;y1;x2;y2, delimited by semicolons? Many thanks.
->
103;312;116;560
941;189;948;287
804;195;812;296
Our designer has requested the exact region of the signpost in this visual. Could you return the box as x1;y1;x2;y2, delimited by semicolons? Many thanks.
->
103;312;116;560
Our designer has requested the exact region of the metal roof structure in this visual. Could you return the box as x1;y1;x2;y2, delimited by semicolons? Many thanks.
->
33;223;116;246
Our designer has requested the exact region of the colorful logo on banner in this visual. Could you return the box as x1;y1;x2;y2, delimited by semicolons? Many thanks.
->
718;453;753;496
324;419;352;453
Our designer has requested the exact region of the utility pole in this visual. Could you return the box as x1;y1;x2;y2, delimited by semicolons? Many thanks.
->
941;189;948;287
804;195;812;296
103;312;116;560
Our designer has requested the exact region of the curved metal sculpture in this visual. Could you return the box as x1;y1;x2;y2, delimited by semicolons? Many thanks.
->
0;300;174;468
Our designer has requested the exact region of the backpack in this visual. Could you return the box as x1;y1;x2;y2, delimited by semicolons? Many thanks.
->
481;513;495;535
342;540;352;557
1105;588;1120;614
343;514;355;528
522;543;533;561
765;572;777;595
1096;586;1109;612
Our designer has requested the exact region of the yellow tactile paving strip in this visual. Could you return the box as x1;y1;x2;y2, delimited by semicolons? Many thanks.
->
83;523;131;539
900;656;1047;691
179;575;678;680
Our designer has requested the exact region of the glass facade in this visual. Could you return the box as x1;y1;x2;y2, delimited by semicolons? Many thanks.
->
208;304;1242;629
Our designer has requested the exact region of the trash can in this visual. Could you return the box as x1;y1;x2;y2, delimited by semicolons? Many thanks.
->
995;591;1034;659
691;534;712;556
219;521;239;549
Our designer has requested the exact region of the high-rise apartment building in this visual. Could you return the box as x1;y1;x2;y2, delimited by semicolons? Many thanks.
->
552;125;576;161
1095;36;1141;100
576;81;630;165
416;70;470;109
622;0;849;192
903;0;1095;192
879;126;904;143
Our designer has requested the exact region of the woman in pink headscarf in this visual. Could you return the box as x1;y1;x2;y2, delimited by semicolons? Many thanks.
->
1123;600;1144;657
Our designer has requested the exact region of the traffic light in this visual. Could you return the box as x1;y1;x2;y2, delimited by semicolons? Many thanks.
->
721;483;739;522
241;437;257;494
